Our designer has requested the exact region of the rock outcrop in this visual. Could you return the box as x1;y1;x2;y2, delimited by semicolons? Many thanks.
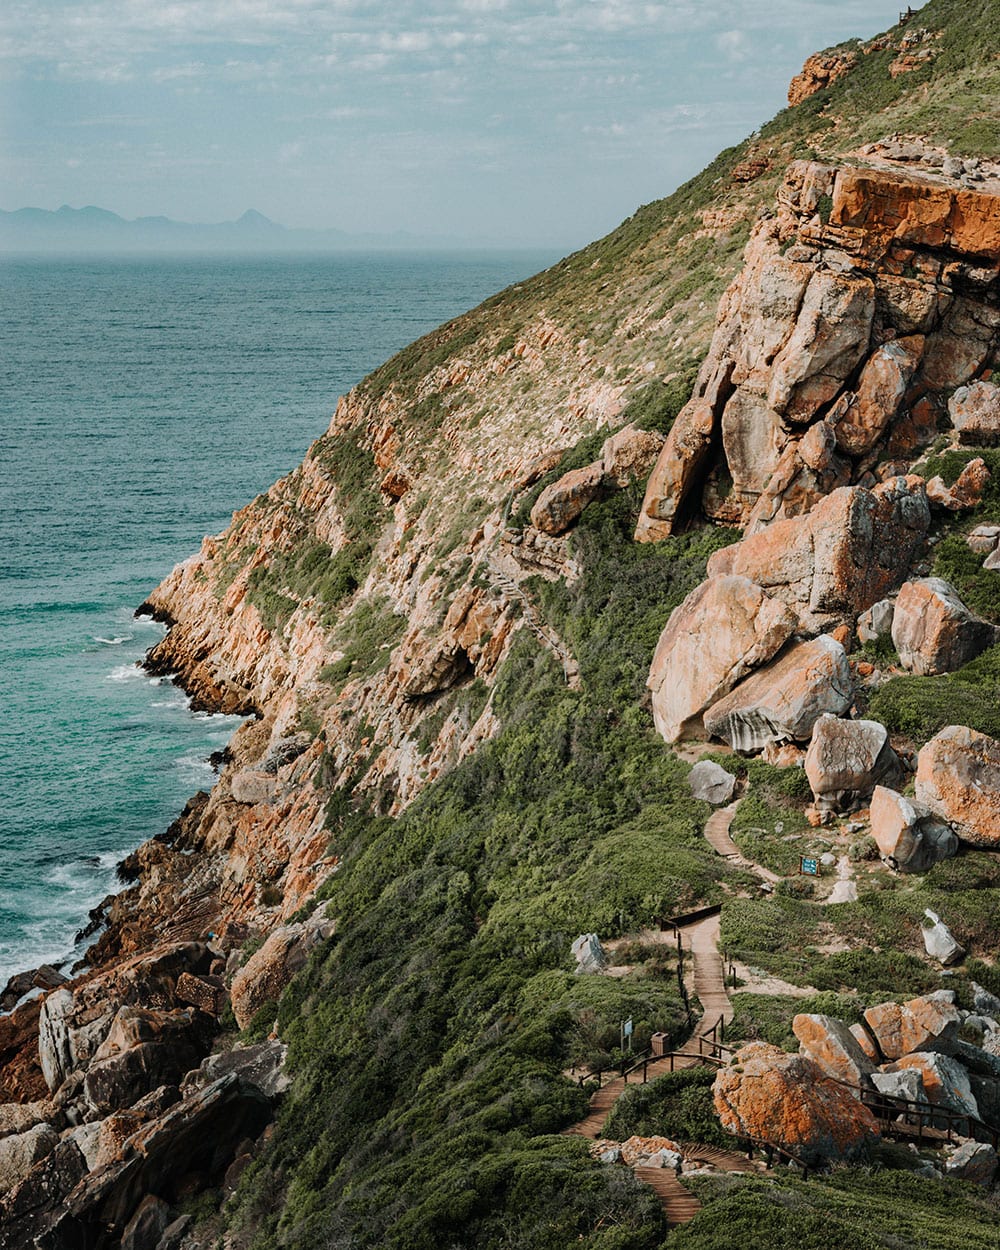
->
891;578;996;674
713;1043;879;1164
647;576;797;742
636;160;1000;543
230;913;334;1030
703;635;853;752
792;1014;877;1088
915;726;1000;846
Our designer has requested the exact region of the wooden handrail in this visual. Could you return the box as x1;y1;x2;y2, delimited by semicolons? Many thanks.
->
832;1077;1000;1150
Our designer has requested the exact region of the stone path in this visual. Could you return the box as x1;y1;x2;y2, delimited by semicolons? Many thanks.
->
703;802;781;885
827;855;858;904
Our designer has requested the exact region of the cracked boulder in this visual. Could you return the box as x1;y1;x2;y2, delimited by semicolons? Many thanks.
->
804;715;903;813
648;575;797;743
792;1013;877;1088
870;785;958;872
863;991;961;1062
703;635;853;753
891;578;995;675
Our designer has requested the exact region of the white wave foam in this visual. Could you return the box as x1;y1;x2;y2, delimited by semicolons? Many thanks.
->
107;662;143;682
93;634;133;646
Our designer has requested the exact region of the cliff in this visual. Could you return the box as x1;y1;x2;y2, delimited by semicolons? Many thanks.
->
3;2;1000;1247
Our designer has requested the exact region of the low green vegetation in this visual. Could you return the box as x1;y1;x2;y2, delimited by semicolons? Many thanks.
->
674;1167;1000;1250
603;1067;729;1147
727;760;817;876
224;487;747;1249
317;595;407;690
868;645;1000;743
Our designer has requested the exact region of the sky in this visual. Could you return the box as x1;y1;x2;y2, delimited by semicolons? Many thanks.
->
1;0;919;248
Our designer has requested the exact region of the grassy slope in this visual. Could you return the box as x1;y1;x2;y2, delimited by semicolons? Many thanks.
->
217;2;1000;1246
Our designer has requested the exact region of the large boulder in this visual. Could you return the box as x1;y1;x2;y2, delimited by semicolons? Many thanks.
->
647;576;797;743
915;726;1000;847
949;381;1000;447
869;785;959;872
792;1014;877;1088
891;578;995;675
530;462;605;535
600;424;664;486
686;760;737;805
926;457;991;511
887;1052;979;1119
863;991;961;1061
181;1041;290;1102
706;477;930;632
703;635;853;752
82;1007;211;1116
230;915;335;1031
713;1043;879;1165
804;715;903;813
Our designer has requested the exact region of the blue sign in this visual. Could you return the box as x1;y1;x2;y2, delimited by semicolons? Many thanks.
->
801;857;819;876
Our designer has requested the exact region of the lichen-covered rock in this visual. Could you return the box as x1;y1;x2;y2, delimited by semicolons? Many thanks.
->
792;1013;877;1088
870;785;958;872
713;1043;879;1165
863;991;961;1061
949;381;1000;447
788;50;857;106
600;424;664;486
687;760;737;805
891;578;995;675
804;715;903;813
926;457;992;511
703;635;853;752
833;337;923;456
967;524;1000;555
647;576;797;743
181;1041;290;1102
529;462;605;535
230;915;335;1030
915;726;1000;847
888;1051;979;1119
706;478;930;633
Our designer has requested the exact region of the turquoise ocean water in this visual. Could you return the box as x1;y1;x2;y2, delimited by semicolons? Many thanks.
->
1;250;555;982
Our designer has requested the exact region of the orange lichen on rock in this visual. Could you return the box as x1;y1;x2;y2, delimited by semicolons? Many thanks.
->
713;1043;879;1164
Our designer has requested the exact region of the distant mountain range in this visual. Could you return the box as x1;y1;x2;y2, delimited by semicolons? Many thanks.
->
0;205;479;253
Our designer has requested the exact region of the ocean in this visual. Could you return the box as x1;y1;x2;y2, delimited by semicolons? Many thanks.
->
0;249;557;983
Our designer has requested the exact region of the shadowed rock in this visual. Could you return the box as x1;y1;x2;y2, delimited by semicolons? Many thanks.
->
804;715;903;813
704;635;853;752
870;785;958;872
891;578;995;674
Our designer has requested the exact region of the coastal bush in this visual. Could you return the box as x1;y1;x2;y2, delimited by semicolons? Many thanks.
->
867;646;1000;743
726;992;864;1052
603;1067;728;1145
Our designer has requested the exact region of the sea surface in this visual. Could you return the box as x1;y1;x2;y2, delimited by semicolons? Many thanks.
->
0;249;557;983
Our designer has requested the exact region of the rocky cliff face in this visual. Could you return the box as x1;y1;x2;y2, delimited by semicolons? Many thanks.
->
4;5;1000;1244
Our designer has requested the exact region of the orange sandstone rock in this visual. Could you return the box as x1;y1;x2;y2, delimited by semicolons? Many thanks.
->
915;726;1000;847
713;1043;879;1164
647;576;797;743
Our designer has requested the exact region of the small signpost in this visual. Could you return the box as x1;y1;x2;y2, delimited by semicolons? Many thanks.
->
800;856;819;877
621;1017;634;1052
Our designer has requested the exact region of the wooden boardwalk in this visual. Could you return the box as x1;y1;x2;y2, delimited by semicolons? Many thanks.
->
561;798;784;1227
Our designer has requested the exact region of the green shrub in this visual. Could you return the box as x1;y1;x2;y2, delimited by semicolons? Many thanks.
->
604;1067;729;1145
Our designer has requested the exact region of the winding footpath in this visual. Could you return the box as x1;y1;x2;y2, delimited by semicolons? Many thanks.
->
563;797;816;1227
